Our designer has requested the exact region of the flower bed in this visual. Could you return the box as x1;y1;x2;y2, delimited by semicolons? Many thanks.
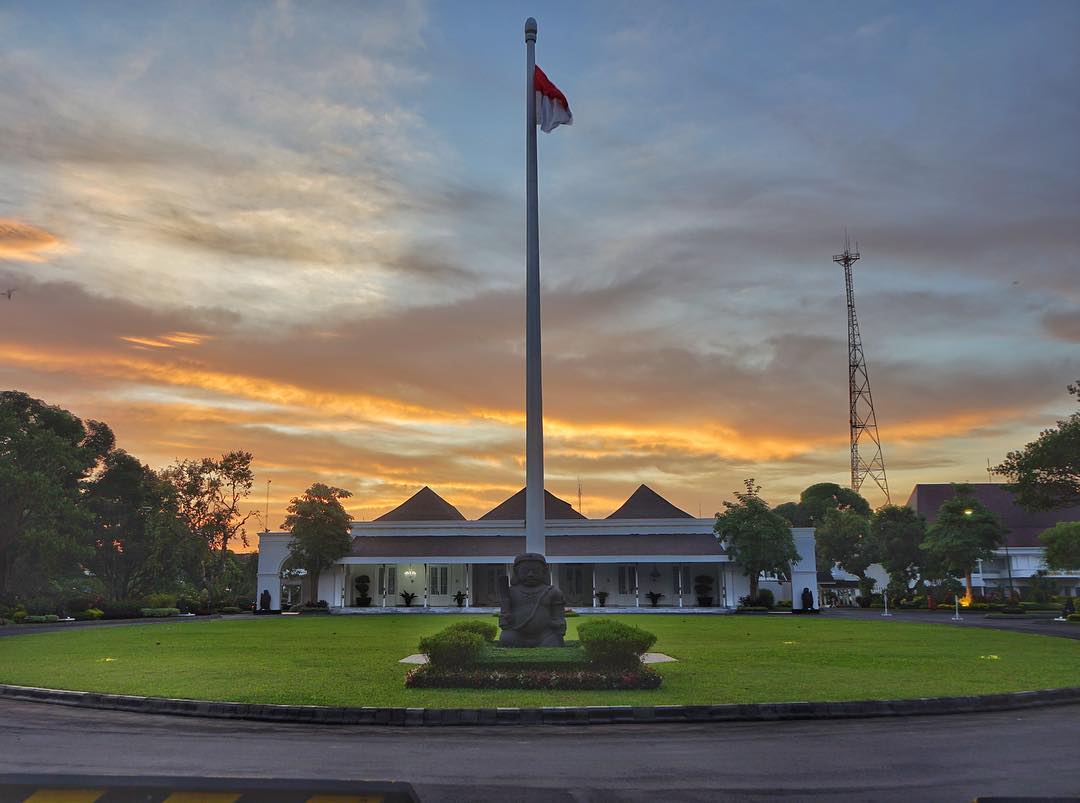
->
405;664;662;690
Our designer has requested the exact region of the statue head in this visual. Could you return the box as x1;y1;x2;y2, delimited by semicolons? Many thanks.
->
511;553;549;587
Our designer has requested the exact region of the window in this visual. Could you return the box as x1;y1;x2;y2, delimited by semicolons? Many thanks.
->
618;566;638;595
673;566;691;594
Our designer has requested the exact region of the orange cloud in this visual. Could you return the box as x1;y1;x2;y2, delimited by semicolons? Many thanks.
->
0;219;65;262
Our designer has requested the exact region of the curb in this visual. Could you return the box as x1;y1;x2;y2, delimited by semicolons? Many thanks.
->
2;683;1078;726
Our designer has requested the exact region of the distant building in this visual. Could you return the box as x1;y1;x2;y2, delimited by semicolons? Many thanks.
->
906;483;1080;597
256;484;818;612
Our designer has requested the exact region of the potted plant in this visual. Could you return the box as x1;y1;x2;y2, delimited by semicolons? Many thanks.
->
400;591;417;607
595;590;608;607
646;591;665;608
694;575;714;607
453;590;468;608
353;575;372;607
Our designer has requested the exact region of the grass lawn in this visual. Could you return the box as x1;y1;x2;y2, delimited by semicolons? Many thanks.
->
0;615;1075;708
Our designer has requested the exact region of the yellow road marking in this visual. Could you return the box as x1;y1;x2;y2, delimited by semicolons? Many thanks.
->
22;791;104;803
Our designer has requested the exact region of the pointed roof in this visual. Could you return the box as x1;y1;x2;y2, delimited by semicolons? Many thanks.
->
375;486;466;522
479;488;587;520
607;484;693;519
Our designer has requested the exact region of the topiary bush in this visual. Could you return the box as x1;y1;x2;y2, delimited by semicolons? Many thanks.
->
445;620;498;642
73;608;103;621
418;628;485;668
22;614;60;624
577;618;657;668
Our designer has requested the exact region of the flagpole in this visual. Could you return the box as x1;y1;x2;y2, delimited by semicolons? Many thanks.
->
524;16;544;556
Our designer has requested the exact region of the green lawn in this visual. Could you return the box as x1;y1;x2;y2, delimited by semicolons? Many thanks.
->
0;615;1075;708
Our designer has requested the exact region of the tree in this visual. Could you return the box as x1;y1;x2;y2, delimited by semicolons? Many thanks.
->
283;483;353;603
1039;521;1080;571
83;451;194;600
815;508;876;601
773;482;870;528
715;479;799;599
871;504;933;590
921;485;1006;602
162;451;255;611
0;391;115;596
996;381;1080;511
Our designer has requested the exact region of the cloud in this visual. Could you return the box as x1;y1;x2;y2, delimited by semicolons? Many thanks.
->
0;219;64;262
1042;310;1080;342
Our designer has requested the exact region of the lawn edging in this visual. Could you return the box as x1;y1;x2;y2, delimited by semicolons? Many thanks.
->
1;682;1078;726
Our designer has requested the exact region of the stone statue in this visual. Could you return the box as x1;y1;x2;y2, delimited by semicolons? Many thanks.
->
498;553;566;647
259;589;271;611
801;587;814;611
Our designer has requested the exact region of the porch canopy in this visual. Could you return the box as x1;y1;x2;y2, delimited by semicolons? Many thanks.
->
341;533;726;563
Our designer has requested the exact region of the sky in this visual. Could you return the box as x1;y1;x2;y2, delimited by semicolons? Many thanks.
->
0;0;1077;534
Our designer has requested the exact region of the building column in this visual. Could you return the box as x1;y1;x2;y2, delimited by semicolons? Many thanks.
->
381;564;386;608
464;563;471;608
423;562;429;608
676;564;684;608
591;565;597;608
634;565;640;608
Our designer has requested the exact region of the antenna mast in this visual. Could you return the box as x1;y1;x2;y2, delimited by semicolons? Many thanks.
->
833;235;890;504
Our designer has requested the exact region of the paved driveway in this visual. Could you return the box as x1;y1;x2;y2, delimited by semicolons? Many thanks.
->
821;606;1080;639
0;698;1077;802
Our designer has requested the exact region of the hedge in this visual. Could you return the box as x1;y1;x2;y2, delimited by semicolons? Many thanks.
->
22;614;60;624
141;608;181;618
418;628;485;668
445;620;498;642
405;665;663;690
577;618;656;668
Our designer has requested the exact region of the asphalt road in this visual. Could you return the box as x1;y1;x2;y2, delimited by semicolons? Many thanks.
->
1;699;1078;802
821;606;1080;639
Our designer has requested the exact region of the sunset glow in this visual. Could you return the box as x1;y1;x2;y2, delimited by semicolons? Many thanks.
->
1;2;1076;537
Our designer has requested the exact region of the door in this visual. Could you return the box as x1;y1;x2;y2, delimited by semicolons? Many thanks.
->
557;564;591;606
472;565;508;606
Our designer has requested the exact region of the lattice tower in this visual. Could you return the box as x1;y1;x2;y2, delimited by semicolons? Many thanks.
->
833;236;890;503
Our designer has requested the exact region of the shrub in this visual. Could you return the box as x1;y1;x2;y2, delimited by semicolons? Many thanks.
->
400;591;417;607
776;599;792;608
23;614;60;624
143;592;178;609
64;595;103;614
99;600;145;619
739;590;775;609
577;618;656;668
418;628;485;668
445;620;498;641
73;608;104;621
645;591;665;607
24;597;59;616
1067;613;1080;623
141;607;181;618
216;606;244;615
736;606;770;612
176;591;201;613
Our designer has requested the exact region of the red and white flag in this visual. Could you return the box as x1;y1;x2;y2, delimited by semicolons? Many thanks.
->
534;65;572;133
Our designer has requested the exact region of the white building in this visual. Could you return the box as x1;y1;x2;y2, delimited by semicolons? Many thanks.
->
907;483;1080;598
256;484;818;612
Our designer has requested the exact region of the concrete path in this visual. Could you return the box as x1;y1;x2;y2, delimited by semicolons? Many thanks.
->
0;698;1077;802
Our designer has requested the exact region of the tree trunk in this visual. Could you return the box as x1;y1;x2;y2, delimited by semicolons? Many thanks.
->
749;573;759;599
965;571;973;604
309;569;320;604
